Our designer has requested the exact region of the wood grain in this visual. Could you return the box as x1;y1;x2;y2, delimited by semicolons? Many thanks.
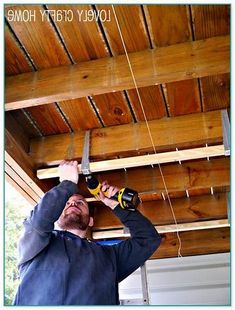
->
5;126;54;195
5;112;30;153
37;145;226;180
98;4;150;54
26;104;70;135
127;85;167;121
5;25;41;139
92;193;228;229
47;4;126;128
7;110;41;139
58;98;102;130
200;73;230;112
87;157;229;197
5;35;230;111
145;5;201;116
192;5;230;112
145;5;191;47
5;5;72;135
98;4;167;121
5;25;33;76
192;5;230;40
165;79;201;116
47;4;109;61
151;227;230;259
29;110;223;165
91;92;133;126
5;5;71;68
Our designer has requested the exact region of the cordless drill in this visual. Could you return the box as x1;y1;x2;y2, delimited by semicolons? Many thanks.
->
85;174;140;211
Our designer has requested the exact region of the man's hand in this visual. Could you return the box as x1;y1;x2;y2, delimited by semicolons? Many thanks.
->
98;181;120;210
59;160;79;184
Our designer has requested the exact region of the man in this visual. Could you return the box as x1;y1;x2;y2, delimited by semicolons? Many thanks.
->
13;160;161;305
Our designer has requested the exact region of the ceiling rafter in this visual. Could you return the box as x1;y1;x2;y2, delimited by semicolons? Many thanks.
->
5;35;229;111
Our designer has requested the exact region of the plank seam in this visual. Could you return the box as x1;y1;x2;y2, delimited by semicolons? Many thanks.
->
87;96;105;128
55;102;73;133
92;4;113;57
43;4;75;64
123;90;137;123
140;5;154;49
23;109;44;137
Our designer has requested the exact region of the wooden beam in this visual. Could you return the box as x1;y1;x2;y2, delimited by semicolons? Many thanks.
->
151;227;230;259
77;157;229;198
5;124;54;197
5;162;41;203
5;112;30;153
92;193;228;230
5;35;229;111
37;145;226;179
5;173;37;206
30;110;223;166
92;219;229;239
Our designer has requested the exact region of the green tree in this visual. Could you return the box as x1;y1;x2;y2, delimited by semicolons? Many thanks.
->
5;182;32;305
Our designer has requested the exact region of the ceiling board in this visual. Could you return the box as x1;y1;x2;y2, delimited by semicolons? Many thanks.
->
127;85;167;121
165;79;201;116
98;4;166;121
192;5;230;112
97;4;150;54
91;92;134;126
6;110;41;139
47;4;109;61
45;4;109;130
58;98;102;130
5;5;72;135
48;4;132;127
145;4;201;116
200;74;229;112
5;25;41;139
26;104;70;135
5;5;71;68
5;25;33;75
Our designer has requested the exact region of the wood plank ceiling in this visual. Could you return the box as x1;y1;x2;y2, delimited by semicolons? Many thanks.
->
5;4;230;259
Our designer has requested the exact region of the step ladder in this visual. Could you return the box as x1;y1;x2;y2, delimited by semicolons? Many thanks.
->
120;262;150;305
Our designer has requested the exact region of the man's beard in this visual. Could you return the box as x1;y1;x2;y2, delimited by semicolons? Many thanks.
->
57;212;90;231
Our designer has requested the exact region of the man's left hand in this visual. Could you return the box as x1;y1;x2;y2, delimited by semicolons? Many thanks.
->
59;160;79;184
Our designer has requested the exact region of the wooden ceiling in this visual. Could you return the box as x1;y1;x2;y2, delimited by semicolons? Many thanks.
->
5;4;230;259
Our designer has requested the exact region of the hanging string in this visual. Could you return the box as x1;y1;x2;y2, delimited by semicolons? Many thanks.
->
111;5;182;257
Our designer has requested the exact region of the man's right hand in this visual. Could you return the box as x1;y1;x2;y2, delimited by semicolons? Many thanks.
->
59;160;79;184
98;181;120;210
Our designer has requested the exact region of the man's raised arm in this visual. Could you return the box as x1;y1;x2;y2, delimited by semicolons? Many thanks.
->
18;161;78;265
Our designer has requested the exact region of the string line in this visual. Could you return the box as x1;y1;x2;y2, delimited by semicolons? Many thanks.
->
111;5;182;257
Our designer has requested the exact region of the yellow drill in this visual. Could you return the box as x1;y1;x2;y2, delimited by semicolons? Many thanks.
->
85;174;140;211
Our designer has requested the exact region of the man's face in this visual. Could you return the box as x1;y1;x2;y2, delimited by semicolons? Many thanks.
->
57;194;90;231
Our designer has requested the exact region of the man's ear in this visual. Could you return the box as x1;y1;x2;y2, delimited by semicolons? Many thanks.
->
88;216;94;227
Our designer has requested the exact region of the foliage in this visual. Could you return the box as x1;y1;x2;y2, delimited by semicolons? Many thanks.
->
5;182;32;305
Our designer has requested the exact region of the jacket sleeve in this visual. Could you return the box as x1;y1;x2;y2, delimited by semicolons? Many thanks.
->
112;205;161;282
18;180;78;266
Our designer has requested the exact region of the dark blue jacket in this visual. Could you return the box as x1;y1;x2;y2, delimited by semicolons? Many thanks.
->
13;180;161;305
